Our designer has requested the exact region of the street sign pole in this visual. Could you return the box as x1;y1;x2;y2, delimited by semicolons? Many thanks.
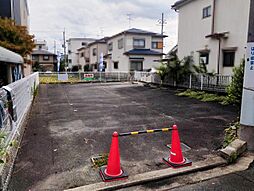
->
240;0;254;150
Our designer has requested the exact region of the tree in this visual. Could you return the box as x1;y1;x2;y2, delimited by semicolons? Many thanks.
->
0;18;35;57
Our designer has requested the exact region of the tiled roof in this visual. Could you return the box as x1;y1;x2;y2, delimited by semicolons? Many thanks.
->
124;49;163;56
109;28;167;40
32;49;56;56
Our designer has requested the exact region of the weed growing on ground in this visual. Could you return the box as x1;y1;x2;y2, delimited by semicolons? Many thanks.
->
177;89;228;104
91;153;109;168
223;121;240;148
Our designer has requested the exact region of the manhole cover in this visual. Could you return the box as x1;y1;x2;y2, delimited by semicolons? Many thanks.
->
165;143;191;152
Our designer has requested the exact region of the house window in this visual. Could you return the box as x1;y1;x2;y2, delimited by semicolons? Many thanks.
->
92;48;97;56
68;59;72;63
152;42;163;49
32;55;36;60
68;50;71;54
223;51;235;67
130;61;143;71
43;55;49;60
133;39;145;48
108;42;113;51
118;38;123;49
203;6;211;18
114;61;119;69
81;42;87;46
104;62;107;69
81;52;84;57
94;64;98;70
199;52;209;65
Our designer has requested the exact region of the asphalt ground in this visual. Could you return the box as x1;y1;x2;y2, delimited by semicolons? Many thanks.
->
8;82;238;190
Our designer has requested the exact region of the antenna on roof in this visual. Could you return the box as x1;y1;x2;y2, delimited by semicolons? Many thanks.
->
127;13;133;29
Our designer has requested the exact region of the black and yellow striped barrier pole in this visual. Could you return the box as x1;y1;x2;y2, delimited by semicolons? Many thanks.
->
119;127;173;137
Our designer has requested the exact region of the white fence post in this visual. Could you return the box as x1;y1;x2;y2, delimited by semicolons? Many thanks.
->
200;75;203;90
189;74;192;89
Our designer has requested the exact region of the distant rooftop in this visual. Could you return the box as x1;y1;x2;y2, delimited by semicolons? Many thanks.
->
67;37;98;41
32;49;56;56
124;49;163;56
109;28;168;39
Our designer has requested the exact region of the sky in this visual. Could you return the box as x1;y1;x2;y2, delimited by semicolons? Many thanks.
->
27;0;178;53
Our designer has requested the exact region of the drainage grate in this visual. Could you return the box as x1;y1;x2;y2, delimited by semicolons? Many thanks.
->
165;142;191;152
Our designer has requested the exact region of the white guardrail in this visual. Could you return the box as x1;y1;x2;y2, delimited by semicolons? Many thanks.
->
3;72;39;145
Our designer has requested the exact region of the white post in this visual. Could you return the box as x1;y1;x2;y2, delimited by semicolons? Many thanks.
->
200;75;203;90
189;74;192;89
240;42;254;150
239;0;254;151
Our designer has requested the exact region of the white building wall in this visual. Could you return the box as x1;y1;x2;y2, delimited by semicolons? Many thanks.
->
178;0;213;67
214;0;250;75
67;38;96;68
177;0;250;75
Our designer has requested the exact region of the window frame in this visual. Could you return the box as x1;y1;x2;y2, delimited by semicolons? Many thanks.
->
199;52;209;65
133;38;145;49
202;5;211;19
223;51;235;67
108;42;113;51
43;55;49;61
130;61;143;71
114;61;119;69
118;38;123;49
92;48;97;56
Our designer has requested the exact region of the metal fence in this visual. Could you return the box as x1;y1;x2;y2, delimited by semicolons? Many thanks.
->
3;72;39;144
134;71;232;93
0;72;39;190
39;72;134;83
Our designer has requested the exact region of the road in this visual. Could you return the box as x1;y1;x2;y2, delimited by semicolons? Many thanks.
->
8;82;238;190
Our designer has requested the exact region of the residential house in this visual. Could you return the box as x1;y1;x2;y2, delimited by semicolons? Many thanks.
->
32;49;57;72
34;40;48;50
105;28;166;72
77;37;108;71
67;38;97;69
172;0;250;75
0;46;24;86
77;47;90;71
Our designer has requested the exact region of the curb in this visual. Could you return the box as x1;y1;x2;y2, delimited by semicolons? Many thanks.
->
66;155;226;191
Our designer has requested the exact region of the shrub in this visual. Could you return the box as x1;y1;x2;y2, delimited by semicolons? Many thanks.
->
226;60;245;105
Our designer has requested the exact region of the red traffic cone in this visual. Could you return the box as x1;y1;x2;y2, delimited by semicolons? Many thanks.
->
99;132;128;182
163;125;192;168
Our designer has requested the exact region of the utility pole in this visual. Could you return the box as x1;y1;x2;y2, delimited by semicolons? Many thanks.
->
63;28;67;71
158;13;167;35
157;13;167;56
240;0;254;150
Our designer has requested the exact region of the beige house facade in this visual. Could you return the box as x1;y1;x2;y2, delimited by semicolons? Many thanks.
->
105;28;166;72
172;0;250;75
